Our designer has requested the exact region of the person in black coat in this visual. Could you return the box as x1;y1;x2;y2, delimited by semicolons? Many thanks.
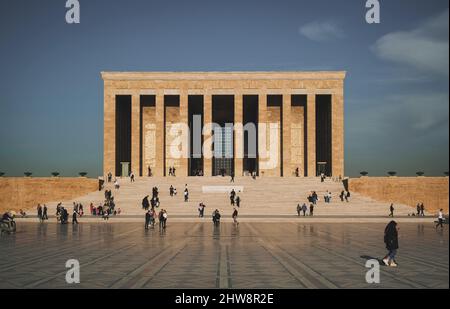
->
142;195;150;210
145;210;151;230
389;203;395;217
72;210;79;225
383;221;399;267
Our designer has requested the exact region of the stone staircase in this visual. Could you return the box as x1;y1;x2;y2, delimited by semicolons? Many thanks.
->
27;177;414;218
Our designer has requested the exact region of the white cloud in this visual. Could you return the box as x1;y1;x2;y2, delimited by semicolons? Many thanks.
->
299;21;344;42
350;93;449;138
372;10;449;76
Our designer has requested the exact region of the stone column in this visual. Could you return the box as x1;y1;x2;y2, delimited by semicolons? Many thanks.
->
131;93;140;176
282;92;291;177
332;85;344;178
258;91;267;176
179;89;189;177
103;88;115;177
203;93;212;176
307;91;316;177
155;90;164;177
234;92;243;176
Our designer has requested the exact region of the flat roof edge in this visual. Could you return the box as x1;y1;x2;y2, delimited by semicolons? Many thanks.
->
101;71;347;81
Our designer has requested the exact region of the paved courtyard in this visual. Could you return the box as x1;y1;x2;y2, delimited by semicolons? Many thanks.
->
0;222;448;289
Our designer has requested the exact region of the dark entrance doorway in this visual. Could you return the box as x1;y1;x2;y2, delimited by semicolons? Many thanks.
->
243;95;258;175
188;95;204;176
115;95;131;177
212;95;234;176
316;95;332;176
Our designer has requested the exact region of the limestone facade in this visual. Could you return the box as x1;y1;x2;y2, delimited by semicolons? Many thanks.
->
102;71;346;177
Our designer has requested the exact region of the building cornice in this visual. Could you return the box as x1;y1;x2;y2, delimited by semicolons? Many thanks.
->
101;71;346;81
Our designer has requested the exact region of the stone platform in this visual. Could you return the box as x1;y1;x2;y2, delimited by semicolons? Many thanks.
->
23;177;417;220
0;222;447;289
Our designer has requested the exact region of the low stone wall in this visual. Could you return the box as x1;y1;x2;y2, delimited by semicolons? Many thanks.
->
0;177;99;213
348;177;449;213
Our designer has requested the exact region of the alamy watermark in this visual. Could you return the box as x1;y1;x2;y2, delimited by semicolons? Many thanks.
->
65;0;80;24
365;259;380;284
365;0;380;24
153;120;281;169
65;259;80;284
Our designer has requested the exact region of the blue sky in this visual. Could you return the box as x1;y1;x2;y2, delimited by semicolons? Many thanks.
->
0;0;448;177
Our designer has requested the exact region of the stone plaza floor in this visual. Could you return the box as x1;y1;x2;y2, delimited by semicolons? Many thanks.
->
0;222;448;289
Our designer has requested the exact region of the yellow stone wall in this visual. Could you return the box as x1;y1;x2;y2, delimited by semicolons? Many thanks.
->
0;177;98;213
348;177;449;213
290;105;305;176
142;106;156;172
260;106;281;177
165;106;181;174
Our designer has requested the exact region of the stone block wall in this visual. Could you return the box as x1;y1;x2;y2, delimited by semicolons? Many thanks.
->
0;177;98;213
348;177;449;213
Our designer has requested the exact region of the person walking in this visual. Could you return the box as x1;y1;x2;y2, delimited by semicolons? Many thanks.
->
435;209;445;229
142;195;150;210
42;204;48;221
184;186;189;202
159;209;167;229
389;204;395;217
302;203;308;216
198;203;205;218
236;196;241;208
232;208;239;225
102;207;109;221
416;203;421;216
345;191;350;202
37;204;43;222
230;172;235;183
420;203;425;217
212;209;221;226
230;189;236;206
72;209;79;225
309;204;314;216
383;221;399;267
297;204;301;216
145;210;151;230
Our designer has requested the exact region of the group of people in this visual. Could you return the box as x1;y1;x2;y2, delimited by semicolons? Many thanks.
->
304;190;350;205
169;185;178;196
297;189;352;216
192;169;203;176
152;186;161;206
296;203;314;216
416;203;426;216
229;189;241;207
37;204;49;222
56;203;71;224
212;209;221;226
307;191;319;205
168;167;177;176
106;172;121;190
198;202;206;217
339;190;351;202
144;208;168;230
324;191;333;203
0;211;16;233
